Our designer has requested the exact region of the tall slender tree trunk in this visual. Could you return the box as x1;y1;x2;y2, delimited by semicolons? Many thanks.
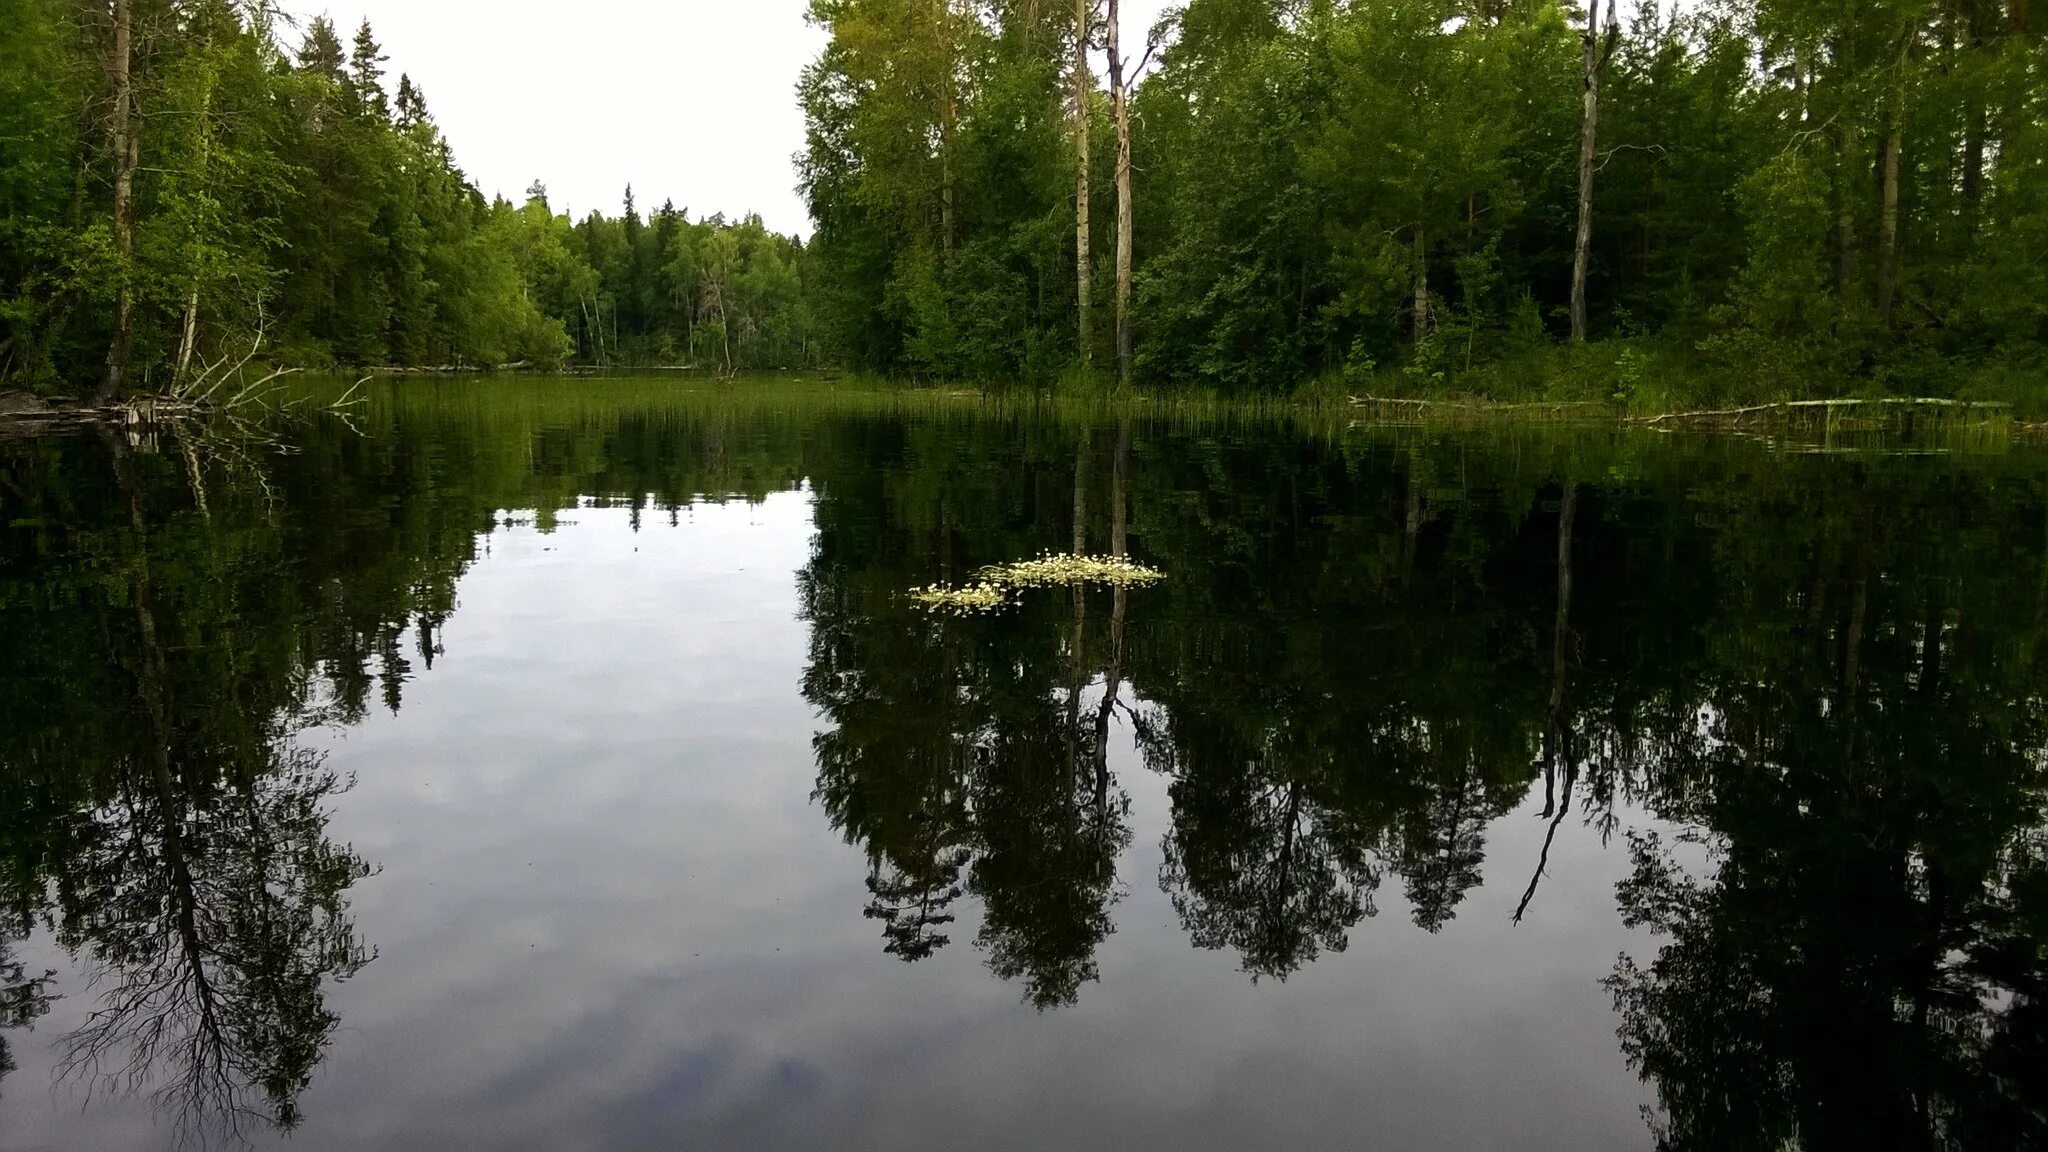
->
1878;125;1902;324
1107;0;1134;392
1412;225;1430;342
1836;125;1860;294
941;95;957;258
1569;0;1612;344
1878;41;1908;327
2012;0;2030;34
1960;0;1987;220
1090;420;1131;790
1075;0;1093;367
177;55;220;390
1512;478;1577;925
102;0;138;403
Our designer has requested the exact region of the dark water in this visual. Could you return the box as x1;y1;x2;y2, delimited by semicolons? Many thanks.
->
2;383;2045;1151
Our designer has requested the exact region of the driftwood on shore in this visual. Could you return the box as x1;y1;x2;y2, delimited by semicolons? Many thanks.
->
1347;394;2016;426
1349;396;1605;413
1631;397;2012;426
0;392;207;436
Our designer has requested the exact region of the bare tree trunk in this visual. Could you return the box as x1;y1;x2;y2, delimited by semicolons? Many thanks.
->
941;97;957;258
1075;0;1093;367
2012;0;2030;34
1837;124;1860;293
1107;0;1134;392
1412;225;1430;343
176;57;219;390
1960;0;1987;220
1878;43;1907;327
102;0;138;403
939;0;958;259
1569;0;1613;344
176;289;201;385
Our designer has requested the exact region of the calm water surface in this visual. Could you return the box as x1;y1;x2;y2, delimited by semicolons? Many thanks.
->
2;382;2044;1150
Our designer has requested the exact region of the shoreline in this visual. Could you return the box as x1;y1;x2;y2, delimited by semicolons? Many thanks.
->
5;379;2042;443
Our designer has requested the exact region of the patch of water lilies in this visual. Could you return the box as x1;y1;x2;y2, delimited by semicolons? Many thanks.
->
910;552;1166;614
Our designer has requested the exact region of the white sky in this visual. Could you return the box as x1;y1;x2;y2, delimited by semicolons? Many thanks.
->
291;0;1177;238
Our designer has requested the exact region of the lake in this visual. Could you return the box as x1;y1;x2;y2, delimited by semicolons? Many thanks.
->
2;380;2044;1151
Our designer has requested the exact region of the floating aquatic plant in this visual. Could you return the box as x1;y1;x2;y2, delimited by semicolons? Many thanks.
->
986;553;1166;589
908;580;1011;614
909;552;1165;614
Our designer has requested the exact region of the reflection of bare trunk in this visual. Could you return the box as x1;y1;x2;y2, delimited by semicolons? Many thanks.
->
1269;782;1301;927
1842;562;1869;776
1514;481;1577;925
2037;503;2047;632
1074;0;1093;365
1107;0;1134;390
1090;422;1131;797
1068;439;1090;789
102;0;138;403
1401;457;1424;590
101;430;231;1092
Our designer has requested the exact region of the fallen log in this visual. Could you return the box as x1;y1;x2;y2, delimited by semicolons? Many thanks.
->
1632;397;2011;426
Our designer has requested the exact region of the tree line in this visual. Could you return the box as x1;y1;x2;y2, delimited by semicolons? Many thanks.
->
801;0;2047;399
6;1;2042;402
0;2;825;398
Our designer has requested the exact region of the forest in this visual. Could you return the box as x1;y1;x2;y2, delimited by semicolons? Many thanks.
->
0;1;825;397
801;0;2047;400
3;0;2043;403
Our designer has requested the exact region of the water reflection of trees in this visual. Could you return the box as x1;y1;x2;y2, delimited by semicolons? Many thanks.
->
0;404;826;1135
796;418;2048;1144
0;431;385;1141
7;402;2045;1146
804;423;1138;1006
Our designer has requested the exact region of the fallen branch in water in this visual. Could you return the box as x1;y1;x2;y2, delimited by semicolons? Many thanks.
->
1632;397;2011;426
1349;396;1604;412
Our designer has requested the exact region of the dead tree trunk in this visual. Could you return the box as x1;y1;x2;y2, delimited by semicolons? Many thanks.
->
176;48;219;389
1107;0;1134;391
941;96;957;258
1569;0;1616;344
1878;125;1901;324
1075;0;1094;366
939;0;959;260
102;0;138;403
1837;123;1860;294
1877;39;1908;327
1413;225;1431;343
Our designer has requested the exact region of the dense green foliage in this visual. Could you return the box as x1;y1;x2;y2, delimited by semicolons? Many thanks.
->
802;0;2048;400
9;2;2040;401
0;3;821;394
